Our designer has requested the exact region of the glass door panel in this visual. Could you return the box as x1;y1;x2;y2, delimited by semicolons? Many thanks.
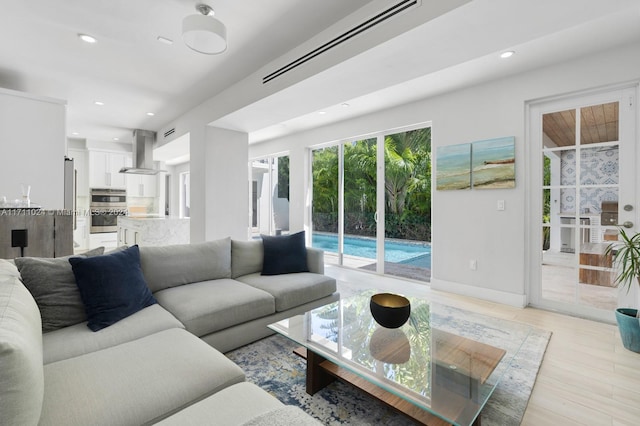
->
343;139;377;270
383;128;431;281
311;146;339;265
538;91;636;319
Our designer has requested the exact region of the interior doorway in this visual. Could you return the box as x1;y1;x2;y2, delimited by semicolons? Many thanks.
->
528;85;638;322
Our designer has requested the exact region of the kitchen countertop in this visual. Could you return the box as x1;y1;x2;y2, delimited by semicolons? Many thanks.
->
117;216;189;246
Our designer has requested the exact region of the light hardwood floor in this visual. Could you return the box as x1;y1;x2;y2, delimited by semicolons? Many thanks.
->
326;266;640;426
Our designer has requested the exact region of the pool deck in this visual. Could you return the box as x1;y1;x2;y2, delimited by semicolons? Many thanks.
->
359;261;431;282
323;252;430;282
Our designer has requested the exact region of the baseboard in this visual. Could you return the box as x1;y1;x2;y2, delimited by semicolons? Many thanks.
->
430;278;528;308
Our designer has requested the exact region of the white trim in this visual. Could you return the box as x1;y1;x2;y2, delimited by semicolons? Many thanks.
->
430;278;528;308
376;134;385;273
0;87;66;105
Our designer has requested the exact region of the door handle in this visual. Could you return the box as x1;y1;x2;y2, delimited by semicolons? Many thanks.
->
614;221;634;229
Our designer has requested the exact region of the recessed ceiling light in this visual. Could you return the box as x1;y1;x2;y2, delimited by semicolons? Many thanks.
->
146;112;155;116
157;36;173;45
72;132;79;136
318;111;327;115
500;51;515;59
94;101;104;106
113;137;119;141
341;103;350;108
78;33;97;44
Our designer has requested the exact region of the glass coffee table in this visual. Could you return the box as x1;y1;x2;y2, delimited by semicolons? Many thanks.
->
269;291;531;426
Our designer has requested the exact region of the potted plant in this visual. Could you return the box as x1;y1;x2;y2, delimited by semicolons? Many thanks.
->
604;228;640;353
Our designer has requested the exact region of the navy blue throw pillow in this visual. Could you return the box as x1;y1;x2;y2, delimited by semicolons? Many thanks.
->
69;245;156;331
261;231;309;275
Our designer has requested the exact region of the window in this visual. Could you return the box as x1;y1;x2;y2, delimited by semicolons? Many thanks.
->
179;172;190;218
250;155;290;237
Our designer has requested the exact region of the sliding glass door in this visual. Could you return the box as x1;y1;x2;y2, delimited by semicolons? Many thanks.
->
311;125;431;281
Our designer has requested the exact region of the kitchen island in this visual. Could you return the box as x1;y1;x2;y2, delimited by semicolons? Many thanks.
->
117;216;189;247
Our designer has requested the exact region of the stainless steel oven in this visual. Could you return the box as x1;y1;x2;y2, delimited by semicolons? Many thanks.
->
90;188;127;233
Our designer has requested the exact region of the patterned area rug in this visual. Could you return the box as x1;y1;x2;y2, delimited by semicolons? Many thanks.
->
227;323;551;426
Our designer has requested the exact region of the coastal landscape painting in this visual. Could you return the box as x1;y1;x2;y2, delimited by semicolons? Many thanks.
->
436;143;471;190
471;137;515;189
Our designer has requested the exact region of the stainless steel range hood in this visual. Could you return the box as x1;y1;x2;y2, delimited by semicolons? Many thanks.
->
119;129;166;175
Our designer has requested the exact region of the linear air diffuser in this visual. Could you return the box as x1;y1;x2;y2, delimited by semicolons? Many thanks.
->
262;0;419;84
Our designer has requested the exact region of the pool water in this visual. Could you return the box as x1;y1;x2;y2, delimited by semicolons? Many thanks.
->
312;233;431;269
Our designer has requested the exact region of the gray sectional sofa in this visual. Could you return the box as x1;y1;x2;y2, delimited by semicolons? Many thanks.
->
0;237;337;425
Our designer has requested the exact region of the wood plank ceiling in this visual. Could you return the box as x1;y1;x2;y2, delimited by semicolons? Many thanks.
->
543;102;619;147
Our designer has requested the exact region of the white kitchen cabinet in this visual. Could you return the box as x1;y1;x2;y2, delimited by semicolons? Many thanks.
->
126;174;158;197
89;151;131;189
67;148;89;197
118;227;139;246
89;232;118;249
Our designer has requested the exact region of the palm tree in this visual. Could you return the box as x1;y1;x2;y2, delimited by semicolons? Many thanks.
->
384;128;431;215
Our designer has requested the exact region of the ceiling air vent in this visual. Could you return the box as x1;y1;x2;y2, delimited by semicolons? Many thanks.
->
164;128;176;139
262;0;419;84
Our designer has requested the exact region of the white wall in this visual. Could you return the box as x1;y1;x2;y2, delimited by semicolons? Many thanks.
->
0;88;66;209
249;40;640;305
189;126;249;242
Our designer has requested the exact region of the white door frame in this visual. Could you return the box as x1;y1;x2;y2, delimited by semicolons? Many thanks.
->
526;82;639;322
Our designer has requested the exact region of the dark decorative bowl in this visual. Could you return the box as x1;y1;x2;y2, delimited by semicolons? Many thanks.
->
370;293;411;329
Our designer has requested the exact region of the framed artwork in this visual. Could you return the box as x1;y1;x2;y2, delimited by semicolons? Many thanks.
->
471;137;515;189
436;143;471;190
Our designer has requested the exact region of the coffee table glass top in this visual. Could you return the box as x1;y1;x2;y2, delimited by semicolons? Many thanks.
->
269;290;532;426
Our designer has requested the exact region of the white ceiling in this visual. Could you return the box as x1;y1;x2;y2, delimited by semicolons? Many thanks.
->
216;0;640;144
0;0;371;142
2;0;640;156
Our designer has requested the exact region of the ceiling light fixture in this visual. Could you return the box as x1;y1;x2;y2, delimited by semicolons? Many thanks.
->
94;101;104;106
182;4;227;55
146;112;155;116
500;51;515;59
78;33;97;44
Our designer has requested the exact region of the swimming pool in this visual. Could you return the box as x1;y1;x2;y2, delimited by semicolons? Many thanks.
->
312;233;431;269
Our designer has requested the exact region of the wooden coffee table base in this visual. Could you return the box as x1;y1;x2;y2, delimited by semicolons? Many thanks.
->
293;347;481;426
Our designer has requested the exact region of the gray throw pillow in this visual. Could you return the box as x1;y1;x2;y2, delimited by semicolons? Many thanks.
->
15;247;105;333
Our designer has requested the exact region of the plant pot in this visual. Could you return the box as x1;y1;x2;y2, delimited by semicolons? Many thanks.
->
615;308;640;353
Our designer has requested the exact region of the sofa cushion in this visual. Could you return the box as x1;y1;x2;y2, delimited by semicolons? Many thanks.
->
40;328;245;426
235;272;337;312
140;238;232;293
231;239;263;278
154;278;275;337
14;247;105;332
42;304;184;364
69;245;157;331
261;231;309;275
156;382;291;426
0;260;44;426
243;406;323;426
